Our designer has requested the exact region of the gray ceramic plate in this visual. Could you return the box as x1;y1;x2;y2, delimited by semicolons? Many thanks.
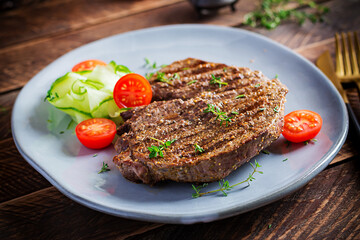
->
12;24;348;224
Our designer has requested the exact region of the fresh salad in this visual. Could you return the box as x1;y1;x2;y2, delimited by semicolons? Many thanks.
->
45;59;152;149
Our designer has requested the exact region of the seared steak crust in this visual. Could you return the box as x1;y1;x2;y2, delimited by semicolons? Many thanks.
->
114;76;288;184
149;58;269;101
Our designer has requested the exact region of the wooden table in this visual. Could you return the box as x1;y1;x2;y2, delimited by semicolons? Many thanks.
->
1;0;359;239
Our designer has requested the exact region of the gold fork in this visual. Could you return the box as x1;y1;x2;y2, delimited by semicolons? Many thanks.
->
335;32;360;90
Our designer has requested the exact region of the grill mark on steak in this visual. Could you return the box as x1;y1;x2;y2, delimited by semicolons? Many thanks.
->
150;58;268;101
114;77;288;184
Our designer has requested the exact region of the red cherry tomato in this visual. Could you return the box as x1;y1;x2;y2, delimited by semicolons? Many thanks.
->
113;73;152;108
72;60;107;72
282;110;323;143
75;118;116;149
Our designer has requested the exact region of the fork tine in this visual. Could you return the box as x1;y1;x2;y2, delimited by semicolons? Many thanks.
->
348;32;359;75
341;32;352;76
335;33;344;77
354;32;360;70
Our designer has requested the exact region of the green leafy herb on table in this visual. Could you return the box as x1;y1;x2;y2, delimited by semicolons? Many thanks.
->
244;0;329;30
192;160;263;198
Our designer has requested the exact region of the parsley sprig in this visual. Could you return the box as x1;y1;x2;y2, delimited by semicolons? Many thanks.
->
210;74;228;88
192;160;263;198
204;104;233;126
148;137;176;158
244;0;329;30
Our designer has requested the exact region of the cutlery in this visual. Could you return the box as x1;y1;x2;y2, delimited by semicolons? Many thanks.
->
316;51;360;139
335;32;360;90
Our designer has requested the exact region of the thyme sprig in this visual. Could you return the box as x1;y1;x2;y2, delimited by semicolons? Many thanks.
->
98;162;110;174
244;0;329;30
203;104;233;126
148;137;176;158
210;74;228;88
192;160;263;198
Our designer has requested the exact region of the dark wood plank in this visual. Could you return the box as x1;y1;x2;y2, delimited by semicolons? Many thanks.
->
124;157;360;240
0;138;51;202
0;187;163;240
0;0;185;48
0;90;17;140
0;0;258;94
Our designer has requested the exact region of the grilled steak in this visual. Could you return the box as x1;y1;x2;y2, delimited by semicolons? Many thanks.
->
149;58;270;101
113;77;288;184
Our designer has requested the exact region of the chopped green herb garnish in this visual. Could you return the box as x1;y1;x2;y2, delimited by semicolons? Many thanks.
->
254;83;261;88
244;0;329;30
194;144;205;153
187;80;197;85
223;68;228;72
261;150;270;155
204;104;233;126
275;74;279;79
148;137;176;158
274;106;279;113
192;160;263;198
304;139;317;145
93;154;98;157
144;57;150;66
145;72;154;80
98;162;110;173
210;74;228;88
182;67;189;70
155;72;179;85
235;94;245;99
283;158;288;162
231;111;239;115
269;224;272;229
259;107;266;111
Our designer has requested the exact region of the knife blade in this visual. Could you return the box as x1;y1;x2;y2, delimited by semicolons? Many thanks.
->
316;50;360;139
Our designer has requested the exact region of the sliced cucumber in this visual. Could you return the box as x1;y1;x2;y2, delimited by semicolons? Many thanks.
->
46;62;131;123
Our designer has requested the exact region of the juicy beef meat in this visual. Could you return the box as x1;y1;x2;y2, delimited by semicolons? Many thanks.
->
113;77;288;184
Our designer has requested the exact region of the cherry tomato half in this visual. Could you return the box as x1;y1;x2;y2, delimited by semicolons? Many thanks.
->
75;118;116;149
113;73;152;108
72;60;107;72
282;110;323;143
